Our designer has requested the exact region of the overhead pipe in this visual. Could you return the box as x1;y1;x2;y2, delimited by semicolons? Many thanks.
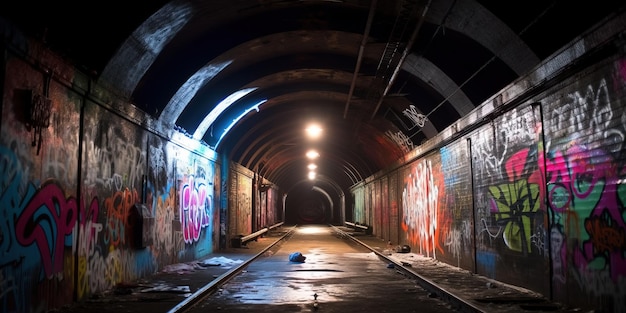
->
370;0;432;120
343;0;378;119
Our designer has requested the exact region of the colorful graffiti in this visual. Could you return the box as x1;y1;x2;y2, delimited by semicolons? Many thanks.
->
154;184;179;260
1;146;78;312
102;188;140;247
401;159;442;257
1;132;219;311
544;75;626;309
547;145;626;281
179;175;212;244
439;143;473;267
487;148;543;254
15;180;78;278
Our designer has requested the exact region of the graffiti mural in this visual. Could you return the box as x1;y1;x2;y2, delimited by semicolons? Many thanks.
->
1;146;77;312
488;148;542;254
439;141;474;270
179;175;211;244
228;166;252;239
470;104;549;293
174;150;215;260
544;75;626;310
79;104;154;297
401;156;443;258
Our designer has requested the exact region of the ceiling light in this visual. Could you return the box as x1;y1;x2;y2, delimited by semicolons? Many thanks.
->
305;124;323;139
306;150;319;159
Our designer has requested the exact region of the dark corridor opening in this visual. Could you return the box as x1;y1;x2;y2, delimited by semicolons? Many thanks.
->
284;185;333;225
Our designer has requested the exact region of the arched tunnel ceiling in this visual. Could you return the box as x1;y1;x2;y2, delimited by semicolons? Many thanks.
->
3;0;624;194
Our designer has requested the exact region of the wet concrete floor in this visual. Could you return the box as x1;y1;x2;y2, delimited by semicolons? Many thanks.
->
55;224;570;313
190;225;456;313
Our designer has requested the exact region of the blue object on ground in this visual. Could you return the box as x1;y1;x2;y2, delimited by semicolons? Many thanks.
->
289;252;306;262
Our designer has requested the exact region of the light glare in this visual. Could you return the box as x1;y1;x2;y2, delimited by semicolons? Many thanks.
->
193;87;257;139
306;124;323;139
306;150;319;159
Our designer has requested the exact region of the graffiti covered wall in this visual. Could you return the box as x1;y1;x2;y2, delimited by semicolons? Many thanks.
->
470;103;549;294
171;144;218;260
350;53;626;312
1;54;81;313
79;101;155;299
388;171;400;245
381;177;390;243
264;187;278;226
228;164;253;241
541;61;626;309
401;153;445;258
439;140;474;270
373;180;382;237
0;41;221;313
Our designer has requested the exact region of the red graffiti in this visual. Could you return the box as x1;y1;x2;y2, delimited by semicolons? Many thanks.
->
102;189;139;247
585;213;626;253
506;148;545;196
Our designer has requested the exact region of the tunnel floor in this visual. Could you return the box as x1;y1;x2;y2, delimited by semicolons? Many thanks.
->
189;225;456;313
56;225;568;313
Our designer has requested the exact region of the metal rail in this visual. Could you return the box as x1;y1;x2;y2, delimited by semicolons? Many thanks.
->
233;222;285;247
330;225;487;313
168;225;294;313
344;221;372;234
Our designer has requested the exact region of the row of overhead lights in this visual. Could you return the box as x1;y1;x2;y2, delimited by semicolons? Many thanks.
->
305;124;322;180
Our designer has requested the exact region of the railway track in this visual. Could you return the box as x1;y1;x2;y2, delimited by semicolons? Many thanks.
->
168;225;485;313
58;225;562;313
166;227;297;313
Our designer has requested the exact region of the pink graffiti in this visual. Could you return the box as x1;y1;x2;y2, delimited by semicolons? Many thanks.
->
79;196;102;256
548;146;615;210
180;176;211;243
547;145;626;281
547;147;595;213
16;181;78;278
505;148;545;196
489;148;542;217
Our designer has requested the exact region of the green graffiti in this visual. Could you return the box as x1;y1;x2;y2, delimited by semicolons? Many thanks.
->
489;180;540;253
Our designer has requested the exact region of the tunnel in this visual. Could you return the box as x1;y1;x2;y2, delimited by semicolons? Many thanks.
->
1;1;625;312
